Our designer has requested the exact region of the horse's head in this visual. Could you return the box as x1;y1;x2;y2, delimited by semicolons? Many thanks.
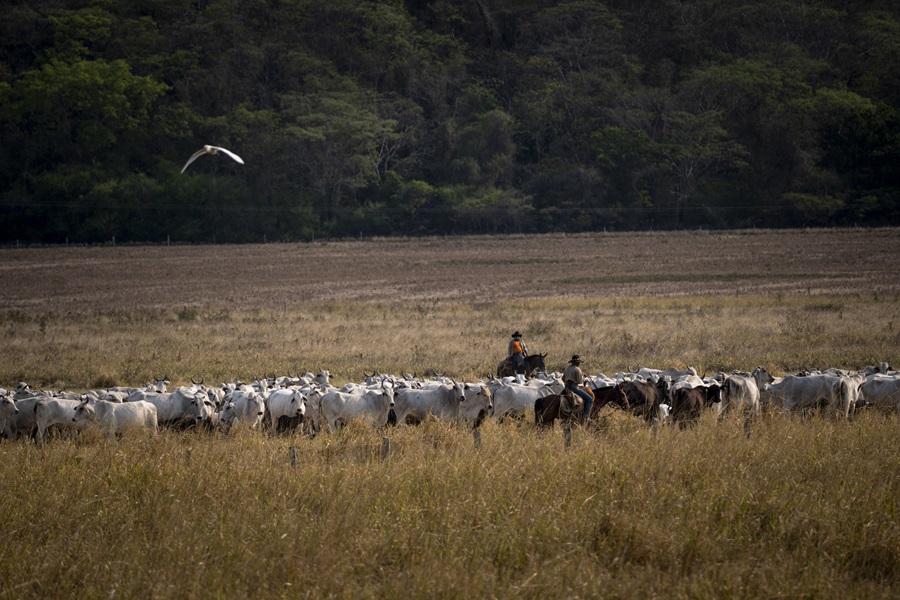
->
527;353;547;373
589;384;630;415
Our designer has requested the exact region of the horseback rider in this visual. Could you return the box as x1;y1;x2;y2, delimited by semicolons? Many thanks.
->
507;331;528;374
563;355;593;423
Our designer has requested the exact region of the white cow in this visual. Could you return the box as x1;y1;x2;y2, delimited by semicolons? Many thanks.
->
719;373;760;418
265;388;307;433
13;382;34;400
188;392;219;430
127;385;210;428
754;367;851;417
492;378;564;420
460;383;493;426
100;390;130;403
221;390;266;430
859;375;900;413
299;385;332;434
861;362;893;376
73;399;158;438
3;397;44;440
311;370;331;386
393;381;466;424
0;395;19;432
634;366;698;382
319;385;395;432
34;398;93;443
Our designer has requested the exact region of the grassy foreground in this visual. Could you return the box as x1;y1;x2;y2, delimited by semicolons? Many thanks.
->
0;414;897;599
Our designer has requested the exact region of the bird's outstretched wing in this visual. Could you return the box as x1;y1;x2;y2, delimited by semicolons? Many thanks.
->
210;146;245;165
181;148;210;173
181;145;245;173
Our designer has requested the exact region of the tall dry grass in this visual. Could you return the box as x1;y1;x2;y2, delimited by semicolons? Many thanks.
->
1;293;896;389
0;414;896;598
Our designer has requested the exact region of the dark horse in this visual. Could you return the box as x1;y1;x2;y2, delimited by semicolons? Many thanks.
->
497;353;547;378
534;384;630;428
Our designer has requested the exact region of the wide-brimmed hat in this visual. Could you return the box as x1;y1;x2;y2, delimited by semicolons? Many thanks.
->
511;331;522;338
569;355;582;364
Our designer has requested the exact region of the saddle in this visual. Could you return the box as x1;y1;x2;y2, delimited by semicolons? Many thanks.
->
559;389;583;422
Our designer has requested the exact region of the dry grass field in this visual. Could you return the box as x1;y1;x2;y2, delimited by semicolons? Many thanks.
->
0;229;898;599
0;228;897;387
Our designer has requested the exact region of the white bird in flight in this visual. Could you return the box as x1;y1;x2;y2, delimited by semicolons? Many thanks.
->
181;145;245;173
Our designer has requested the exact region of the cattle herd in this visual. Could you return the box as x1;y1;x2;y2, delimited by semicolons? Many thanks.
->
0;361;898;443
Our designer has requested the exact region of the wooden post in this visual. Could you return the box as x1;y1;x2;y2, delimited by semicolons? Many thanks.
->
563;426;571;449
290;446;297;468
381;437;390;460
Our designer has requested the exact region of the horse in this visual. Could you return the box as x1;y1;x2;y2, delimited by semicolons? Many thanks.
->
534;384;629;428
497;353;547;378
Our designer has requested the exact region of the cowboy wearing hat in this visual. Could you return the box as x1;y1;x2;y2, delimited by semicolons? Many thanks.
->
563;355;593;423
507;331;528;374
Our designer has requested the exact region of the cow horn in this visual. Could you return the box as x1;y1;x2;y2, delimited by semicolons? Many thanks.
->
192;376;203;385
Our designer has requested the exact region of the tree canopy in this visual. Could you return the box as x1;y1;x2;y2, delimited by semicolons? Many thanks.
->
1;0;898;243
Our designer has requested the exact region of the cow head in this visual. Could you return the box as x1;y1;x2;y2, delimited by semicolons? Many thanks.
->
72;399;95;423
292;391;308;419
382;383;395;408
751;366;775;386
0;395;18;419
220;402;236;428
189;392;215;425
153;376;169;393
461;383;493;422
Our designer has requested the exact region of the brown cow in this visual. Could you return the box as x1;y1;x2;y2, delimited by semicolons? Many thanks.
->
619;379;669;424
670;383;722;428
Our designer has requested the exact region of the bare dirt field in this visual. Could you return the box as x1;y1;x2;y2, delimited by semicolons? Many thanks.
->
1;228;897;313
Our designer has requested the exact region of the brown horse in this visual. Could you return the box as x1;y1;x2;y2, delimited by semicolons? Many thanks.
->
534;390;582;429
497;353;547;378
534;384;629;428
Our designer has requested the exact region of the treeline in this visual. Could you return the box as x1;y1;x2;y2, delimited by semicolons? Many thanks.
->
1;0;899;243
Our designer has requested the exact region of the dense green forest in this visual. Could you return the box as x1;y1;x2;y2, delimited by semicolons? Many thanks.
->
1;0;898;243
